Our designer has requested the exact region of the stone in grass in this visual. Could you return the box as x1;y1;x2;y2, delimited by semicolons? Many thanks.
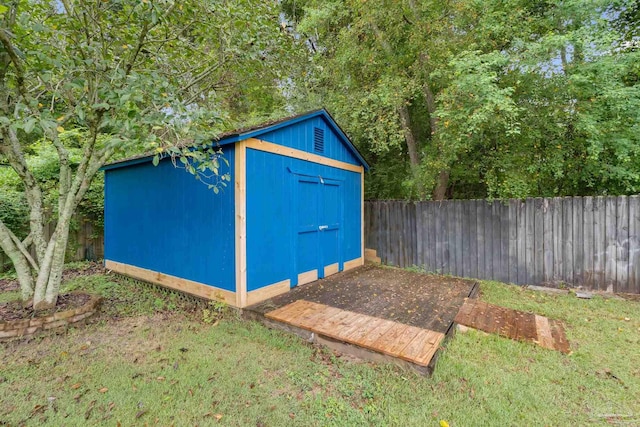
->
575;291;594;299
456;324;470;333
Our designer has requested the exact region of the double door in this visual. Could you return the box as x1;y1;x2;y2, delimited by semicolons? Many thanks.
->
295;176;343;285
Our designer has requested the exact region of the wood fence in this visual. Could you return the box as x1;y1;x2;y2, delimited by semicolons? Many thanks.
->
0;215;103;273
364;196;640;294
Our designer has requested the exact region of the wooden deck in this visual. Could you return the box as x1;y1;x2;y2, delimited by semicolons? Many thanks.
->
266;300;445;367
454;299;570;353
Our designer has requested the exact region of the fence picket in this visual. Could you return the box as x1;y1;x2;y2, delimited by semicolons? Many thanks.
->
364;196;640;294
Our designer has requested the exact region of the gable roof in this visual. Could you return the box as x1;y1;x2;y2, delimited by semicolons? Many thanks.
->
102;109;369;171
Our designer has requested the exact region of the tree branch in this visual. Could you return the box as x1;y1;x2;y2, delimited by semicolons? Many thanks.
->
125;20;150;76
0;26;29;100
0;128;48;262
0;218;35;300
8;226;39;272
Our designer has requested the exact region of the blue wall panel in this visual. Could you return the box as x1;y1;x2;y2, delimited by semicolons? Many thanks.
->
258;116;361;167
104;147;236;291
246;148;361;291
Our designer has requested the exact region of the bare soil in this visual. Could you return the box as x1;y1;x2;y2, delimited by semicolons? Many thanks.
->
0;261;106;292
0;292;92;321
248;264;478;333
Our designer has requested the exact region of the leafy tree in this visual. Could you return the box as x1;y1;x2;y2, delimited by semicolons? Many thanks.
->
283;0;640;200
0;0;287;309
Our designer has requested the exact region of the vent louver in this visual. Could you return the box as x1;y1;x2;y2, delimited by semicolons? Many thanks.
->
313;127;324;153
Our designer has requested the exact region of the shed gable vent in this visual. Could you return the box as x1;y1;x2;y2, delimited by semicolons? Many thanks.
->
313;127;325;153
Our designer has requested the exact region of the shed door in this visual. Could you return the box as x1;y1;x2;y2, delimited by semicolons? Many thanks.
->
295;176;343;286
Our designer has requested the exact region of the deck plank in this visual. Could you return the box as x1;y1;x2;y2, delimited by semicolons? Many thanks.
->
333;314;372;339
266;300;444;367
267;299;315;323
383;325;425;355
297;305;343;327
535;315;555;350
314;310;359;332
413;331;445;365
454;299;570;353
550;320;571;354
399;330;438;363
371;323;409;351
343;317;387;344
357;319;396;348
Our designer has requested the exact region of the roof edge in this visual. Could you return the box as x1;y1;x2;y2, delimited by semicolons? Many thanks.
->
102;108;369;172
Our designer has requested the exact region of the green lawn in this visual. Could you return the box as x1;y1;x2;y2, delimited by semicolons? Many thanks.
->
1;271;639;426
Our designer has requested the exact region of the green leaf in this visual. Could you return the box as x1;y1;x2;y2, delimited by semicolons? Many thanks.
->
152;155;160;167
0;5;8;14
24;119;37;134
92;103;110;111
76;106;85;121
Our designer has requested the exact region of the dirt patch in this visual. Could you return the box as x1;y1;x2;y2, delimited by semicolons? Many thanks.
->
0;293;92;322
248;264;477;334
617;293;640;302
0;261;106;292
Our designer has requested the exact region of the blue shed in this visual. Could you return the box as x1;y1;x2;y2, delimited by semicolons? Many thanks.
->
102;109;369;308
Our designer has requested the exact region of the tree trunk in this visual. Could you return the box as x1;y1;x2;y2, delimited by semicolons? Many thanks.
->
398;104;426;199
0;221;34;301
32;203;74;310
432;170;450;201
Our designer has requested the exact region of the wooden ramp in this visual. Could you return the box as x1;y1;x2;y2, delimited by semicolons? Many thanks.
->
266;300;445;367
454;299;570;353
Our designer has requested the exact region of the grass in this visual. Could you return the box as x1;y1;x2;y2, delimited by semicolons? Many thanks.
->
1;272;639;426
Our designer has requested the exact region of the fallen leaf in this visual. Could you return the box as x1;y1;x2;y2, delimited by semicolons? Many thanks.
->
440;420;450;427
135;409;148;419
71;383;81;389
179;347;189;352
289;413;296;419
99;387;108;393
85;400;96;420
215;413;223;421
156;376;165;381
31;404;45;416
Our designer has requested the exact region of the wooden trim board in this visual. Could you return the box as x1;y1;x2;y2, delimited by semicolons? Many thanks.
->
266;300;445;367
298;269;318;286
361;167;365;264
245;138;363;174
343;257;363;271
246;279;291;306
105;260;236;306
364;248;382;264
324;263;339;277
235;140;248;308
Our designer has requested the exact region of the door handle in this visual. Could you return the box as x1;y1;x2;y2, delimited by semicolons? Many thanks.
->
318;225;329;231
